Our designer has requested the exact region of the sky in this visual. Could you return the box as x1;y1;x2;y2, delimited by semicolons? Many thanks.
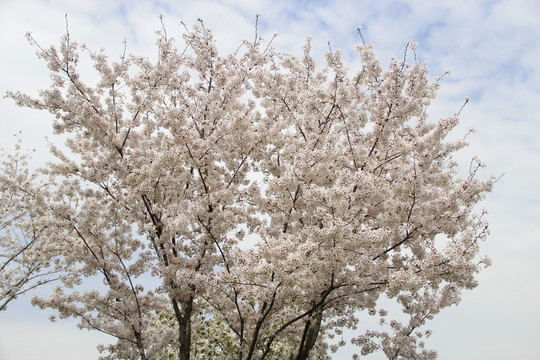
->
0;0;539;359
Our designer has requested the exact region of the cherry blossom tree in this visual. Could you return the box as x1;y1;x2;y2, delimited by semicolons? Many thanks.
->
4;19;493;360
0;139;59;311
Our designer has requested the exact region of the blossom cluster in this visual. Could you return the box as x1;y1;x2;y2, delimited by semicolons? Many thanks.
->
3;21;493;360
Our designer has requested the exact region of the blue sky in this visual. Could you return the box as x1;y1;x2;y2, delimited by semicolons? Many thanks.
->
0;0;539;359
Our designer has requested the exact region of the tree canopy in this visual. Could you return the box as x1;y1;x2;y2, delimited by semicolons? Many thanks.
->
2;19;493;360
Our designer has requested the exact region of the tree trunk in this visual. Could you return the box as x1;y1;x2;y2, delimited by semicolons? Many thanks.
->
134;329;148;360
295;305;323;360
173;297;193;360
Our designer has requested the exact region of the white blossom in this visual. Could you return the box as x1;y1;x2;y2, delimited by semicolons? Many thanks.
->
2;21;493;360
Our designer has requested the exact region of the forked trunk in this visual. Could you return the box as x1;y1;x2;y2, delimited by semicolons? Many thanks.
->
173;297;193;360
295;305;324;360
